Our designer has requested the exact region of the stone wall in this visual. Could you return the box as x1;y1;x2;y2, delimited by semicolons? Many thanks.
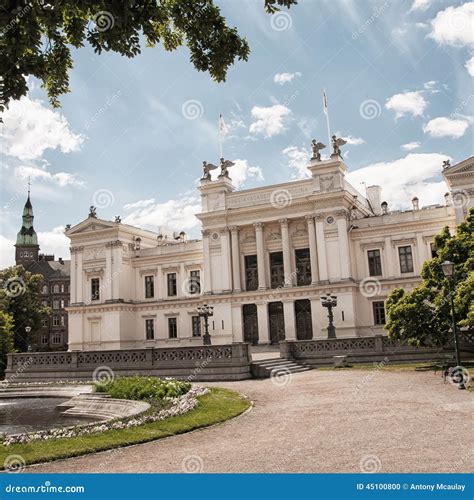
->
280;335;473;366
5;343;251;382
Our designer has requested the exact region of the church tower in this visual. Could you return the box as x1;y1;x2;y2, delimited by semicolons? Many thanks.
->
15;185;40;265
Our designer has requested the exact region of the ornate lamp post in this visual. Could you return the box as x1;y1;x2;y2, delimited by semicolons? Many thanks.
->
321;294;337;339
197;304;214;346
441;260;465;390
25;326;32;352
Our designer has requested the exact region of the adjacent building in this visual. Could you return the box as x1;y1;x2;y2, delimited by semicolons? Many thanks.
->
14;191;70;351
65;152;473;351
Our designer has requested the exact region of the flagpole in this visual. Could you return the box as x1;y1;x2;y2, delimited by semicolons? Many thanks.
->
323;89;332;149
219;114;223;159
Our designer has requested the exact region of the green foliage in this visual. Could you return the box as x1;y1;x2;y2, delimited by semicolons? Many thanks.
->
0;311;15;375
0;0;297;110
95;376;191;403
0;265;51;352
386;208;474;346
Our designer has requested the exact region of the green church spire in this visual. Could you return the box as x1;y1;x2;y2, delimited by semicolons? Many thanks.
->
16;180;38;246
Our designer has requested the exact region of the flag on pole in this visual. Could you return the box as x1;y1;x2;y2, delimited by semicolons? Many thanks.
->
323;90;328;116
219;113;228;137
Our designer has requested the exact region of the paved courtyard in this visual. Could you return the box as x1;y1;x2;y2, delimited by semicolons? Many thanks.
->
28;369;473;473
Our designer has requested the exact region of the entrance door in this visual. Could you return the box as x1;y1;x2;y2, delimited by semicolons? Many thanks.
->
243;304;259;345
295;299;313;340
268;301;285;344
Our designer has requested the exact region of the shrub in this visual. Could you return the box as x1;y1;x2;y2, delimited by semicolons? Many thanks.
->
95;376;191;403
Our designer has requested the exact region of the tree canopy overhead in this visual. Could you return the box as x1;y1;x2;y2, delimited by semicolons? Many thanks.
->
0;0;297;110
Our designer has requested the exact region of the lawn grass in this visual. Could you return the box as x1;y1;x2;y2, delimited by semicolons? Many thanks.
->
0;388;250;469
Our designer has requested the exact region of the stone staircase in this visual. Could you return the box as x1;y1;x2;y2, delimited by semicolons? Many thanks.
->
250;358;311;379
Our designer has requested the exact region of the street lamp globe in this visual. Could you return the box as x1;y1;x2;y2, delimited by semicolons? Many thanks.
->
25;326;32;333
441;260;455;278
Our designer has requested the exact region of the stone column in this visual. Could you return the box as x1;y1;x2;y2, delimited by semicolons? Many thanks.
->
283;300;296;340
310;297;325;339
230;226;242;292
384;237;394;278
254;222;267;290
202;230;212;294
305;215;319;285
336;211;351;279
70;248;77;304
314;215;329;282
257;301;270;344
111;241;121;300
105;242;113;301
76;247;84;303
220;227;232;292
415;233;425;273
279;218;293;287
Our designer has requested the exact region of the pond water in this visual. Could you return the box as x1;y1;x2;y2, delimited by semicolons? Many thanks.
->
0;398;99;435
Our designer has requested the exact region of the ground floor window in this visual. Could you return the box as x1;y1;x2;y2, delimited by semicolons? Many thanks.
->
168;317;178;338
191;316;201;337
145;319;154;340
372;301;386;325
295;299;313;340
243;304;259;345
52;332;61;344
41;334;48;345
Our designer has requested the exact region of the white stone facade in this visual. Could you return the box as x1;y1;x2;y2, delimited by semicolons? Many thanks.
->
66;156;473;351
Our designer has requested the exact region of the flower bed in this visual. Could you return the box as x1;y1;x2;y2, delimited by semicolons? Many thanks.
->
1;385;208;446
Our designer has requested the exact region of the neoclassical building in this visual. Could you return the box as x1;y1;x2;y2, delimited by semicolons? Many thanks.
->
65;152;473;351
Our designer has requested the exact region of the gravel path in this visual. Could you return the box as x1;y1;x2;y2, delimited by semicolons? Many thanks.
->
27;369;473;473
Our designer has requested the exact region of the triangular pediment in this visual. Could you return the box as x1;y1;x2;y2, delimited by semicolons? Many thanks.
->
66;217;117;236
443;156;474;176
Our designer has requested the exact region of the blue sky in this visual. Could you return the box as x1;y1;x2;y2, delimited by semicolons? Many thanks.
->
1;0;473;267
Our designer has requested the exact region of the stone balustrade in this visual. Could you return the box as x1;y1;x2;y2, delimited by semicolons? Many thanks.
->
5;343;251;382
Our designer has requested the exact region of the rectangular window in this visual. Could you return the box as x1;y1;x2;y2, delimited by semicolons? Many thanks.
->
52;332;61;344
145;275;155;298
372;301;386;325
168;317;177;339
167;273;177;297
91;278;100;301
270;251;284;289
145;319;154;340
189;270;201;295
398;246;414;273
53;300;60;310
41;319;48;328
52;316;60;327
295;248;311;286
41;334;48;345
430;243;437;259
60;315;65;327
244;255;258;291
191;316;201;337
367;249;382;276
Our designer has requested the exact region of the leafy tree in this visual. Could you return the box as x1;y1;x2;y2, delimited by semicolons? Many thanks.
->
0;0;297;110
0;265;51;352
0;311;15;376
386;208;474;346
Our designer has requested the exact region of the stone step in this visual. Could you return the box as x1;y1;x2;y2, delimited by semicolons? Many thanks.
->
250;358;311;378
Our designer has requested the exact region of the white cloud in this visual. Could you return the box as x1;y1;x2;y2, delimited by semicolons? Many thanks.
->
401;141;421;151
123;195;200;233
385;91;427;118
347;153;450;210
282;146;310;179
249;105;291;138
423;117;469;138
1;96;84;161
429;2;474;47
223;159;264;189
274;72;301;84
465;55;474;76
409;0;433;12
37;226;70;260
0;235;15;269
16;165;84;188
337;134;365;145
123;198;155;210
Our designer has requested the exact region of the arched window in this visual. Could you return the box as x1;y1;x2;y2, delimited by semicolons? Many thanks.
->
53;284;60;293
42;285;48;294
